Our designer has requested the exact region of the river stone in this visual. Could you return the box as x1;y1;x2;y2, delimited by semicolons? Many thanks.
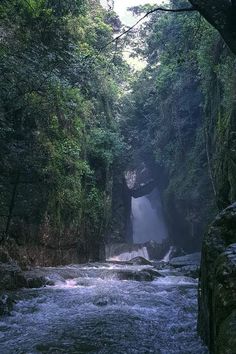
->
115;268;161;281
198;202;236;354
127;256;152;265
26;276;48;288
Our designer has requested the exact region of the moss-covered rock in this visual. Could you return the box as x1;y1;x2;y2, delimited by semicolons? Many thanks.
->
198;203;236;353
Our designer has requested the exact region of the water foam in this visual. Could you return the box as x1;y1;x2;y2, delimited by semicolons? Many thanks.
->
107;246;149;261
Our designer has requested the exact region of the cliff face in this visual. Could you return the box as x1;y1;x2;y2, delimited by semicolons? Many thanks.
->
198;203;236;353
203;45;236;210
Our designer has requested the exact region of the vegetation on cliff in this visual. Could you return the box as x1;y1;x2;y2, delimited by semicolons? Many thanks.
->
0;0;235;260
0;0;127;261
118;0;236;251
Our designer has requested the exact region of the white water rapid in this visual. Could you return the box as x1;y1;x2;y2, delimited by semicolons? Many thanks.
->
107;246;149;261
0;262;208;354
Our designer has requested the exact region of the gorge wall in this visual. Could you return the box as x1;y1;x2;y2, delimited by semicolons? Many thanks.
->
198;203;236;354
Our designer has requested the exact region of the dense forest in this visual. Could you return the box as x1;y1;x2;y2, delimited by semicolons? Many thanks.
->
0;0;128;263
0;1;236;353
119;0;236;250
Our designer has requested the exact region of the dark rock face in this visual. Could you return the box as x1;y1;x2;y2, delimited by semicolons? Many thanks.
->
198;203;236;353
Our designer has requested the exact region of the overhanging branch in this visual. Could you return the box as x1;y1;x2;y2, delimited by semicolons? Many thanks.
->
100;6;196;51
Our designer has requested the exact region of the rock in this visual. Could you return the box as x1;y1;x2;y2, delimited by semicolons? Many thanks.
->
116;268;162;281
0;247;11;263
179;265;199;279
169;252;201;267
167;252;201;279
198;203;236;354
0;262;27;290
145;240;171;261
0;294;14;316
26;276;47;288
128;256;152;265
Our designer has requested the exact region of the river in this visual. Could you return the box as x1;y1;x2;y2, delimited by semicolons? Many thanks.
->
0;262;208;354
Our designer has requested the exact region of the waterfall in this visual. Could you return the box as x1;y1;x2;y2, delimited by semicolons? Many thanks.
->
132;188;168;244
162;246;175;262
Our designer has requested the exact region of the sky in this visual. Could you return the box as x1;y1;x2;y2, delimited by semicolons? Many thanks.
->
100;0;166;26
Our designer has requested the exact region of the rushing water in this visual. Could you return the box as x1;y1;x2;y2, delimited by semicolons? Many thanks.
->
107;246;150;262
0;263;208;354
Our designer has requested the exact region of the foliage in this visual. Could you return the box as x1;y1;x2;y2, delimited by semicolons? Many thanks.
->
0;0;127;259
119;0;224;249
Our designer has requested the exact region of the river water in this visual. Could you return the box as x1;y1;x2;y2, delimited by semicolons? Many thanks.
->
0;263;208;354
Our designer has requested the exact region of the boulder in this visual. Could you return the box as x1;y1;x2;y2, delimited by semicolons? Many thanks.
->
26;276;48;288
0;294;14;316
116;268;162;281
198;203;236;354
169;252;201;267
0;262;27;290
128;256;152;265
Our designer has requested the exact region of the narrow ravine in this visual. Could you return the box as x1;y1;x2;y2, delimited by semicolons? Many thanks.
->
0;262;208;354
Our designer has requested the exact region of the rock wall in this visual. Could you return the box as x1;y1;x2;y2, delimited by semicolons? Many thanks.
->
198;203;236;353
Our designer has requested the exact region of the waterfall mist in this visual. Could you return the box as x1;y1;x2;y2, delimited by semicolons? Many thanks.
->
132;188;168;244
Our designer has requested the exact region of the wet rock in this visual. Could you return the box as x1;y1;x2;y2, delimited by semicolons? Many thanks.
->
145;240;170;261
116;268;162;281
26;276;47;288
128;256;152;265
0;262;27;290
179;265;199;279
169;252;201;268
166;253;201;279
0;294;14;316
198;203;236;354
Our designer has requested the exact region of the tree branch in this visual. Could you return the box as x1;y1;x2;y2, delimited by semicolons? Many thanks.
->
100;6;196;51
